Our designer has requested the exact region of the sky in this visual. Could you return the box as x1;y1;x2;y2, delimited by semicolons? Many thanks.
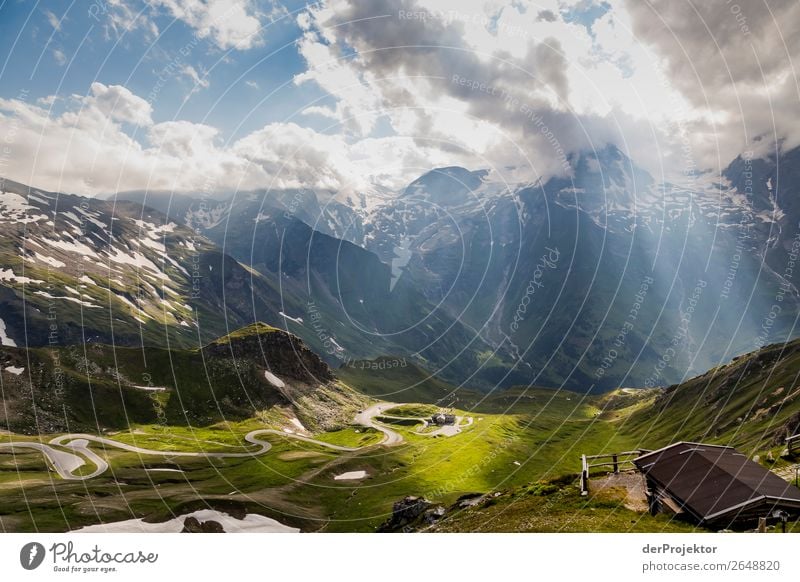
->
0;0;797;197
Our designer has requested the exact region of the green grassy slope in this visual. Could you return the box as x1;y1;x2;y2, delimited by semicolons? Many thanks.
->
418;340;800;532
623;338;800;454
0;322;364;433
6;333;800;533
335;357;470;403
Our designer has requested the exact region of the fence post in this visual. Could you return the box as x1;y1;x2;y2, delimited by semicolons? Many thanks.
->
612;453;619;474
580;455;588;496
758;517;767;533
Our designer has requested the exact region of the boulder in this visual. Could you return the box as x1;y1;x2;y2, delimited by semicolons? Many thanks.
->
181;516;225;533
377;496;431;532
422;506;446;524
455;493;484;508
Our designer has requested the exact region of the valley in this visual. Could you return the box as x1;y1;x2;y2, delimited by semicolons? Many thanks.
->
3;148;800;533
0;388;633;532
4;323;800;533
103;145;800;392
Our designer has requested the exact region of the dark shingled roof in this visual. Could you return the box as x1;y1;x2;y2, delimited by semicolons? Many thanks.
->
634;442;800;523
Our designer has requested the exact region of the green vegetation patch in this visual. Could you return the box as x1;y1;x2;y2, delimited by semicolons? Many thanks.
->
431;479;703;533
310;427;383;448
383;404;440;418
208;322;280;345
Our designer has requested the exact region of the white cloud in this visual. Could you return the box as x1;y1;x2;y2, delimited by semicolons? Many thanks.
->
0;91;243;195
178;64;210;102
233;122;367;190
180;64;209;88
294;29;382;136
301;105;338;119
7;0;794;200
289;0;789;185
52;49;66;66
101;0;160;41
148;120;218;158
98;0;278;50
294;0;601;181
44;10;62;31
87;82;153;126
0;85;441;197
152;0;265;50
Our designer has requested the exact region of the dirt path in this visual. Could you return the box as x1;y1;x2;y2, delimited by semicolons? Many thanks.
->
590;471;649;512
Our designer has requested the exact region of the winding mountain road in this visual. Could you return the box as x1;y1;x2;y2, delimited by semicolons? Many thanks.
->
354;402;404;445
0;403;468;481
0;442;90;480
1;402;407;481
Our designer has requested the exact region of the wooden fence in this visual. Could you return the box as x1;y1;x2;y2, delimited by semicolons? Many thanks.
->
786;434;800;456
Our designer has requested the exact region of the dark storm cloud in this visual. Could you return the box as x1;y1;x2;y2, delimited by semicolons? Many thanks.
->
625;0;800;154
312;0;620;178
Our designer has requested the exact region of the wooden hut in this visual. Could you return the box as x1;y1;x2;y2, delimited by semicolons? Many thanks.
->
633;442;800;528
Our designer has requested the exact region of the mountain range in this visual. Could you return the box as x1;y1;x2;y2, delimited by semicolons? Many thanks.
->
3;143;800;392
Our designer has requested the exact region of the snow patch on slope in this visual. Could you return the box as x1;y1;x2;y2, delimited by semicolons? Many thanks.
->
264;370;285;388
0;269;44;285
73;509;298;533
0;318;17;347
279;311;303;324
0;192;48;224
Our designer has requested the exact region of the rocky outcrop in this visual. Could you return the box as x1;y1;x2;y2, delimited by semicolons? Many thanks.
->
423;505;446;524
201;324;365;431
203;323;334;384
0;322;362;433
181;516;225;533
378;496;431;532
377;496;447;532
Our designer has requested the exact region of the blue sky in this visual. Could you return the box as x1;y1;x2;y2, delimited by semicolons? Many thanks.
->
0;0;324;140
0;1;791;197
